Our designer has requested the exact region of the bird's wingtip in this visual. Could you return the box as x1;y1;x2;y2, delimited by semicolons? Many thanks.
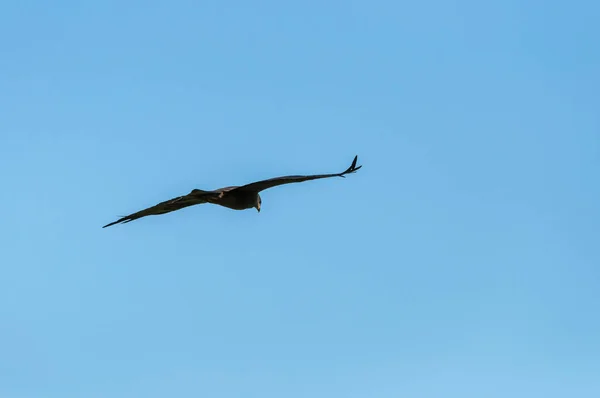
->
340;154;361;175
102;215;129;228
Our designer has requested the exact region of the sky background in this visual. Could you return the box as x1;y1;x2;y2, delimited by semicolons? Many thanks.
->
1;1;599;397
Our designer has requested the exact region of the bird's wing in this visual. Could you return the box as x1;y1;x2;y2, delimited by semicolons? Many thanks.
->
102;189;219;228
232;155;361;193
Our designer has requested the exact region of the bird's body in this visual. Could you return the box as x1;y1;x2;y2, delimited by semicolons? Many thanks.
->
205;188;259;211
103;155;360;228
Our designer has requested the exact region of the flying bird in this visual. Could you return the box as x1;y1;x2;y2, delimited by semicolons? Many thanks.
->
102;155;362;228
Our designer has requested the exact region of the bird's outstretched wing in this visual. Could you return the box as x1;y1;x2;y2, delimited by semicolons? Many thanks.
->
102;189;218;228
232;155;362;193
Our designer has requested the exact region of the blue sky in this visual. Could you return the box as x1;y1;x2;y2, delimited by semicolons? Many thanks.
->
1;1;599;397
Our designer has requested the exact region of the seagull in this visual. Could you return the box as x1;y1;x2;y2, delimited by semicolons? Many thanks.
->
102;155;362;228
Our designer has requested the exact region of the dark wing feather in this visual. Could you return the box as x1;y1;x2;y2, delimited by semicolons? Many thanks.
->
232;155;361;193
102;189;218;228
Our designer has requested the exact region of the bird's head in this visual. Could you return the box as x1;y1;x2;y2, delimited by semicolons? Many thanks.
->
255;194;262;212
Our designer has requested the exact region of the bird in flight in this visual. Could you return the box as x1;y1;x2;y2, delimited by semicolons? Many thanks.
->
102;155;362;228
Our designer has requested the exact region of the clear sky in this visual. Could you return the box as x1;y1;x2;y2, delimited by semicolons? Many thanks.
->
1;1;599;397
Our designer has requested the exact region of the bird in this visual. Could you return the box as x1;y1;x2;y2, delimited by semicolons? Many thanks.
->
102;155;362;228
